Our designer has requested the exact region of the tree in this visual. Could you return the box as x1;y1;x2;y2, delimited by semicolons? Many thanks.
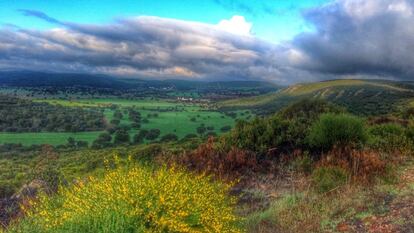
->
196;125;206;135
220;125;231;132
160;133;178;142
67;137;76;147
133;129;148;144
76;140;88;148
145;129;161;140
110;119;120;125
92;132;112;149
114;130;130;144
113;110;123;119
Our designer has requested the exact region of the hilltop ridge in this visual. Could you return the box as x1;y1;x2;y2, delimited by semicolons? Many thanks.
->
220;79;414;115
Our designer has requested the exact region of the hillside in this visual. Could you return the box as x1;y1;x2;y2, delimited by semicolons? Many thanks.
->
0;71;278;91
220;79;414;116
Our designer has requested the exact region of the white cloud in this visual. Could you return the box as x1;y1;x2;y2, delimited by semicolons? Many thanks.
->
216;15;252;36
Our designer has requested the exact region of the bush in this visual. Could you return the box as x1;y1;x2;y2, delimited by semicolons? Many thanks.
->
220;125;231;132
307;113;367;151
160;133;178;142
318;147;386;183
145;129;161;141
183;133;197;140
279;99;344;121
368;123;413;154
225;116;289;155
277;100;344;150
290;151;313;175
180;138;262;179
131;144;162;164
311;166;348;193
12;165;241;233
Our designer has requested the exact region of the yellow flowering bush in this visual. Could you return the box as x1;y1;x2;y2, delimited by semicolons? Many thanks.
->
13;164;242;233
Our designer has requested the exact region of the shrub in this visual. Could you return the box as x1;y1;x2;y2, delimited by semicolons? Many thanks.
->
279;99;344;122
279;99;345;150
317;147;386;183
160;133;178;142
220;125;231;132
307;113;367;151
145;129;161;140
290;151;313;175
311;166;348;193
12;165;241;233
196;125;207;135
225;116;289;155
183;133;197;140
180;137;261;179
368;123;413;154
131;144;162;164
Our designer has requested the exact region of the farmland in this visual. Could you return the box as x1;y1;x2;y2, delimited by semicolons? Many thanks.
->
0;97;251;146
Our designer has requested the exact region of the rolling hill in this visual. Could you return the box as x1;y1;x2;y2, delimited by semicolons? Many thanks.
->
220;79;414;116
0;71;279;92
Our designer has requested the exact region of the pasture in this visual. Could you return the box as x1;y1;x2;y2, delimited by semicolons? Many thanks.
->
0;98;251;146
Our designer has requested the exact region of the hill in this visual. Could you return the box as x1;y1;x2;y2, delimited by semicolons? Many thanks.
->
0;71;130;89
220;79;414;116
0;71;278;91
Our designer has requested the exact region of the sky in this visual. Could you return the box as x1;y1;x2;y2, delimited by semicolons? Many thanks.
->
0;0;413;84
0;0;328;42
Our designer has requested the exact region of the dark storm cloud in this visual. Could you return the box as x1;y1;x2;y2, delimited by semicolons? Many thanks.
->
292;0;414;80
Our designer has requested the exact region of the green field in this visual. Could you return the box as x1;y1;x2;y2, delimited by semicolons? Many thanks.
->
0;98;251;146
34;98;187;109
0;131;102;146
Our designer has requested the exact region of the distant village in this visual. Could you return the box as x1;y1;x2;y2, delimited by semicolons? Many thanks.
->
176;96;210;103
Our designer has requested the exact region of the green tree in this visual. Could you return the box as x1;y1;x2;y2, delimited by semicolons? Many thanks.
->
114;130;130;144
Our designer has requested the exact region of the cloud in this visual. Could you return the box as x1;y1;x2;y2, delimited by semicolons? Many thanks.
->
17;9;63;24
2;1;414;84
217;15;252;36
0;13;293;82
291;0;414;80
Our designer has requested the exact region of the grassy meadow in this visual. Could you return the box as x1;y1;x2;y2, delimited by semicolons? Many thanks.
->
0;98;251;146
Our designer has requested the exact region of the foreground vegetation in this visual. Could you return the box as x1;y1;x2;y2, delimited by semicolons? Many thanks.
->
7;163;241;233
1;81;414;232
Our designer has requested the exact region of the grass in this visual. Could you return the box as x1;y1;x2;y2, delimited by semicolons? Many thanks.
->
244;159;414;233
282;79;411;96
139;110;246;138
0;97;252;146
0;131;103;146
219;79;414;116
34;98;184;109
